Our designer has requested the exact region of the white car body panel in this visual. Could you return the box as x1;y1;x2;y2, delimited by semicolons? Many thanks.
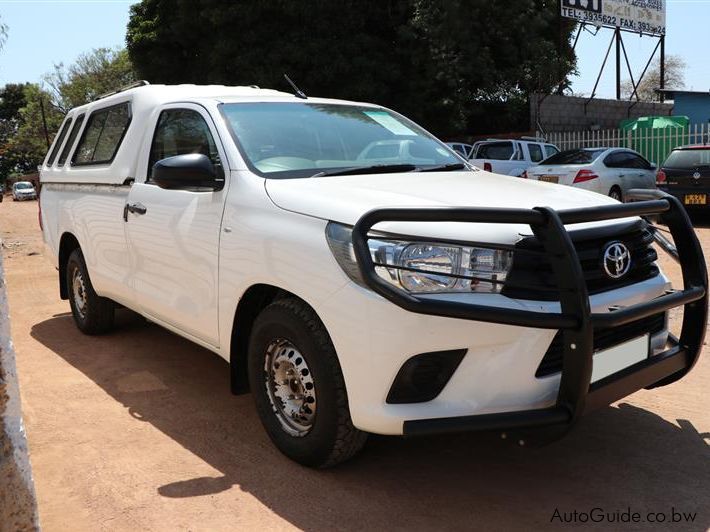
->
265;170;635;242
469;140;559;177
38;85;674;436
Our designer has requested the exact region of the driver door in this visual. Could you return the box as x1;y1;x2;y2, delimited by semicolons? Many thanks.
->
124;104;228;347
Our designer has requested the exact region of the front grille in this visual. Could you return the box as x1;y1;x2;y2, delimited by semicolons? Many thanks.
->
535;312;666;377
502;221;658;301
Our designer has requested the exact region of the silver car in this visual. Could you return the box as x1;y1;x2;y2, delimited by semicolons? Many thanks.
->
12;181;37;201
525;148;657;202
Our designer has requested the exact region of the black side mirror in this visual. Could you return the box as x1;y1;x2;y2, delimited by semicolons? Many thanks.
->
152;153;224;190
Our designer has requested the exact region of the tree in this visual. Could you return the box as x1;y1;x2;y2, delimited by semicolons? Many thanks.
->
126;0;577;136
0;83;32;178
2;84;63;176
44;47;137;113
621;54;686;102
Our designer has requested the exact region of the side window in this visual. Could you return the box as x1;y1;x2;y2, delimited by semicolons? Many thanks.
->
528;143;543;163
72;102;131;165
629;154;651;169
46;117;72;166
618;153;638;169
544;145;559;158
57;113;85;166
604;152;623;168
147;108;220;180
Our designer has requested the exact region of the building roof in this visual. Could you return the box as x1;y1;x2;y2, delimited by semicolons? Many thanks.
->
655;88;710;97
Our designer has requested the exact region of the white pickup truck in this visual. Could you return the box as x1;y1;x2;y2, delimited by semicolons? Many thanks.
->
39;84;707;467
470;138;560;176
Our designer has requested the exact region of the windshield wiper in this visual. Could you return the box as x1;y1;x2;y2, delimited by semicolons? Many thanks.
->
311;163;417;177
418;162;467;172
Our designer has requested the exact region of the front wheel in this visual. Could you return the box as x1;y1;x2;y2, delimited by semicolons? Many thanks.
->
66;248;115;335
248;298;367;467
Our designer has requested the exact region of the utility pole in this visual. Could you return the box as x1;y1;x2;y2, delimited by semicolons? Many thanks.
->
615;27;621;100
38;96;50;149
659;34;665;102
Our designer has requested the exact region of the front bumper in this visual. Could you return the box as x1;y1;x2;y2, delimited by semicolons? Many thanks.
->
350;190;707;438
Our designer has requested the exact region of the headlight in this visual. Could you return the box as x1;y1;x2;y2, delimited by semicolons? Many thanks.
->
325;222;512;294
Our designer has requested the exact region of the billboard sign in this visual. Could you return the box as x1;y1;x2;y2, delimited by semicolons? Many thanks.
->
561;0;666;35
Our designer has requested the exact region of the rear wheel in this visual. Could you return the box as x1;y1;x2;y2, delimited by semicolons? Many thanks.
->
609;186;623;202
248;298;367;467
66;248;115;335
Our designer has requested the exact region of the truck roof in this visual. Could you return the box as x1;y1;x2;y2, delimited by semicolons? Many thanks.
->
40;83;381;186
66;83;375;114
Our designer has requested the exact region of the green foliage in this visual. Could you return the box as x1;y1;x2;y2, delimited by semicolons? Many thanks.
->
127;0;576;136
44;47;137;112
0;84;63;178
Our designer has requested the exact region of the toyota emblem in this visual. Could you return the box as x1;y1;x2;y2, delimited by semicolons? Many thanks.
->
693;171;701;180
602;241;631;279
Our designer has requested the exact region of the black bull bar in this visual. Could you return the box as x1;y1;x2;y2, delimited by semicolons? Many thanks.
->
351;191;707;437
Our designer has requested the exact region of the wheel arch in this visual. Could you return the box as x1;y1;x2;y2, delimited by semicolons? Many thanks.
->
230;284;321;395
58;232;81;300
609;184;623;201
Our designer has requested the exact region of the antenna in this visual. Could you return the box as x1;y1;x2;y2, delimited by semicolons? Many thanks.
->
283;74;307;99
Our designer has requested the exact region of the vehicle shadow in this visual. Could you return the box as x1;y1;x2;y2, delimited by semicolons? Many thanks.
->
31;312;710;530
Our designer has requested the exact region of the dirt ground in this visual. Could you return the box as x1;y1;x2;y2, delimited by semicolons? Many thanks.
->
1;199;708;531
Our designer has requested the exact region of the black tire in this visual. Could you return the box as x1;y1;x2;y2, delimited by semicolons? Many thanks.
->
609;186;623;202
248;298;367;467
66;248;115;335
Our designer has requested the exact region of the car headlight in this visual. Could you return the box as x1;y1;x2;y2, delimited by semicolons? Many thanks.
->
325;222;512;294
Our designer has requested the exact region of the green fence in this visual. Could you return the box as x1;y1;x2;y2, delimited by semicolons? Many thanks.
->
546;116;709;166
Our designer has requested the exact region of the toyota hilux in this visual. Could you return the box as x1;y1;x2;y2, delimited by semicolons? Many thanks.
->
39;83;707;467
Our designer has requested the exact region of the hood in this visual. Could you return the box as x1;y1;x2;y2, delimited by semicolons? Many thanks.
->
265;170;630;245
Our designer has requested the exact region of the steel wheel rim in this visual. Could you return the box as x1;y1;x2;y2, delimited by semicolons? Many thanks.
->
72;268;87;319
264;338;316;437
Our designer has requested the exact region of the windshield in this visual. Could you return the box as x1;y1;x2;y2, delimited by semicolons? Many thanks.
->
663;149;710;169
542;149;606;165
221;102;462;178
15;182;33;190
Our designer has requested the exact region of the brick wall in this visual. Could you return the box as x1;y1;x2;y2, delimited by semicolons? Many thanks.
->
531;93;674;133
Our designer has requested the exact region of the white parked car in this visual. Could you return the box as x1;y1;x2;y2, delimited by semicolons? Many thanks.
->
469;139;560;176
39;84;706;467
12;181;37;201
445;142;473;158
525;148;657;201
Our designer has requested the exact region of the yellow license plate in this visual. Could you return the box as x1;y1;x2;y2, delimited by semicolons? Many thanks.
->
539;175;559;183
684;194;707;205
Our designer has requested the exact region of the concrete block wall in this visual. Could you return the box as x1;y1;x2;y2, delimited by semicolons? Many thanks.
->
531;93;674;133
0;249;39;531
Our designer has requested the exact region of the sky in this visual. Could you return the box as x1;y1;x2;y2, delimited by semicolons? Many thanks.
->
0;0;707;99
